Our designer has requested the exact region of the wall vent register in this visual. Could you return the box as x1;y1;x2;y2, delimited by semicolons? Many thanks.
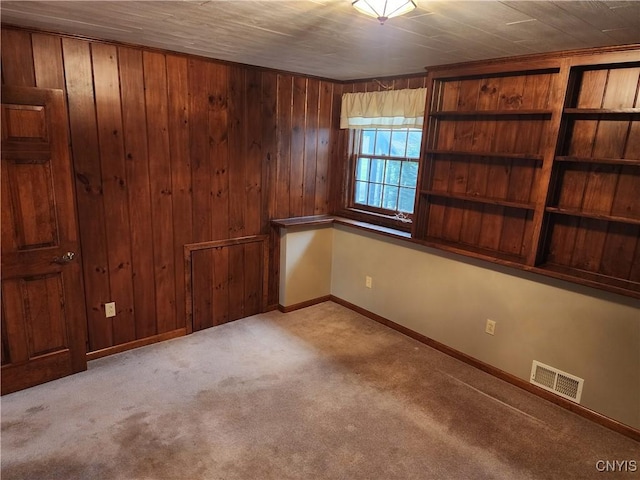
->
530;360;584;403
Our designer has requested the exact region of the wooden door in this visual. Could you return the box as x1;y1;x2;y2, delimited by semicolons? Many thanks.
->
1;86;87;394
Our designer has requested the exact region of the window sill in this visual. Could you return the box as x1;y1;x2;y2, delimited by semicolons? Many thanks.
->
271;215;411;241
335;208;413;233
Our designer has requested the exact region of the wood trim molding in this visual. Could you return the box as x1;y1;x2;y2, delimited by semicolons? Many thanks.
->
86;328;186;361
278;295;332;313
184;235;269;334
328;295;640;443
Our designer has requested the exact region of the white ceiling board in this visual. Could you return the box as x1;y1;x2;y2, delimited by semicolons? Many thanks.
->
1;1;638;80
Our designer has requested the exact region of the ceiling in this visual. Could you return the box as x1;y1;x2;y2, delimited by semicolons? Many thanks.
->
1;1;639;80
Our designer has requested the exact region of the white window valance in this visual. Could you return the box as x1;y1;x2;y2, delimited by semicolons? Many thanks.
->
340;87;427;129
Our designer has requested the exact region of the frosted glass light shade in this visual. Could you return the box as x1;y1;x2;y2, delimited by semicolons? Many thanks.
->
352;0;417;24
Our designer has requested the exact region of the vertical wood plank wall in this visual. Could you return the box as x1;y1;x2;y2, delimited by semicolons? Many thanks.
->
0;28;339;351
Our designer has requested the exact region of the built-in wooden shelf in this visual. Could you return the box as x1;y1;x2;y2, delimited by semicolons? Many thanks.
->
545;207;640;226
425;149;544;161
429;109;553;117
271;215;334;228
563;107;640;115
422;190;536;210
554;156;640;167
539;262;640;296
414;52;640;300
420;236;526;265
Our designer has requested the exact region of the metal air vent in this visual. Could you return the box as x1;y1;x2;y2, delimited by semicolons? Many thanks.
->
530;360;583;403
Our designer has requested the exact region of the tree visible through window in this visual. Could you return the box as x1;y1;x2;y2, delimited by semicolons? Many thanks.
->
352;128;422;216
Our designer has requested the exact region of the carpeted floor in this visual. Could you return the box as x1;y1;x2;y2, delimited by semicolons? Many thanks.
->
1;301;637;479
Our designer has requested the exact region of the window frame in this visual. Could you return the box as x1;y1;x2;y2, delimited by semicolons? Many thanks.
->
340;128;421;232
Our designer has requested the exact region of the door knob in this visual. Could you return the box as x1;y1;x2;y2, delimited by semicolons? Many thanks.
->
52;251;75;264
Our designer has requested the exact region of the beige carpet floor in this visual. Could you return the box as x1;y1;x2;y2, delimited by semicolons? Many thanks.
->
1;301;637;479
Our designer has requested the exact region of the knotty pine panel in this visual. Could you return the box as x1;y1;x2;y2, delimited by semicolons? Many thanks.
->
2;27;338;352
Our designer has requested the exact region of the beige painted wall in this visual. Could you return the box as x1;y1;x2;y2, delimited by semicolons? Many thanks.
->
279;226;333;307
329;225;640;429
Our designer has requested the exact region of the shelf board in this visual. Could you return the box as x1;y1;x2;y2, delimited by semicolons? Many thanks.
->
419;236;526;265
429;109;553;117
422;190;536;210
425;149;543;161
563;107;640;115
538;262;640;295
546;207;640;226
554;156;640;167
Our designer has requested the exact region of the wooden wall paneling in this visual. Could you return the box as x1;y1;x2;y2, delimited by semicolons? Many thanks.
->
601;67;640;108
575;69;608;108
212;246;230;325
613;120;640;219
327;81;343;214
556;162;590;210
407;76;426;89
494;75;533;257
62;38;112;351
303;79;320;216
581;164;619;214
32;34;64;89
1;29;35;87
143;51;177;334
623;117;640;159
630;237;640;284
245;68;263;236
243;241;262;316
545;214;580;266
189;58;214;331
188;58;213;242
276;74;292;219
261;71;278;231
328;79;342;213
227;66;247;322
599;223;638;279
1;304;9;366
611;165;640;219
118;47;157;340
209;63;231;327
228;244;245;322
186;236;266;328
290;76;307;217
460;77;501;245
91;43;135;346
570;218;609;272
423;81;459;240
208;63;231;212
478;127;517;251
315;81;332;215
228;65;246;238
166;54;192;331
440;81;479;242
261;71;279;309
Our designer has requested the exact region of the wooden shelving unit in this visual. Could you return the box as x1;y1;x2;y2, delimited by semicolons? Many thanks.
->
540;61;640;294
413;49;640;298
414;66;556;264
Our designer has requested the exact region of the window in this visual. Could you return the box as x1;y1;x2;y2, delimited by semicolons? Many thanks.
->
339;87;426;229
350;128;422;218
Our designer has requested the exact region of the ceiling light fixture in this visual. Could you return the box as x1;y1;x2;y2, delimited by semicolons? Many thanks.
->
352;0;417;25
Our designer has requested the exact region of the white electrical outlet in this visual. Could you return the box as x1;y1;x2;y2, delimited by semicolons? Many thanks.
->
485;319;496;335
365;276;373;289
105;302;116;318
